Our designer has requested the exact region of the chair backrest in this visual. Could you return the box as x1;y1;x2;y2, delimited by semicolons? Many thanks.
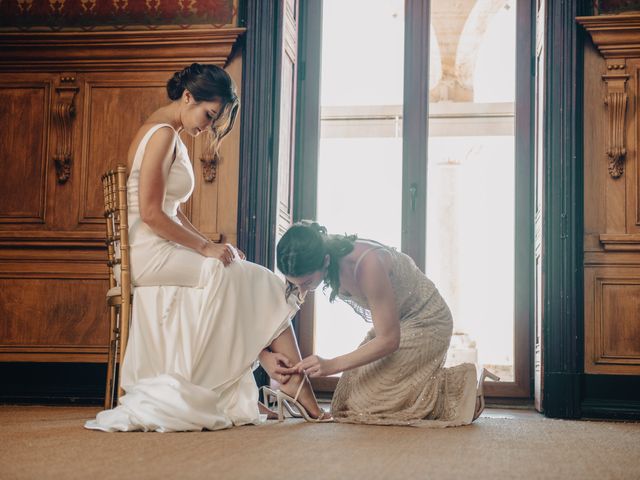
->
101;165;131;301
101;165;132;404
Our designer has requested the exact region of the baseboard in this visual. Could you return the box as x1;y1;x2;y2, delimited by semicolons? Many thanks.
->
581;398;640;420
0;362;106;405
581;374;640;420
543;372;582;419
0;362;272;406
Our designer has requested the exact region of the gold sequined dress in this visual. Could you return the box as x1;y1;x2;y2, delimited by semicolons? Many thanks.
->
330;242;478;427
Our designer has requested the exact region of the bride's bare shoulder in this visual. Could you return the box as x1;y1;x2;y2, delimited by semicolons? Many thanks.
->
126;122;163;169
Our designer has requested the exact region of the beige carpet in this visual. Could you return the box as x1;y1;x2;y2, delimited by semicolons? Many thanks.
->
1;406;639;480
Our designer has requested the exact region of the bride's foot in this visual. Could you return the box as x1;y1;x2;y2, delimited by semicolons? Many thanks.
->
258;401;279;420
473;368;500;421
265;374;331;422
279;373;328;420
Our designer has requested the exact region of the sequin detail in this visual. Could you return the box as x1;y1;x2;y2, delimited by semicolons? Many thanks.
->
331;245;477;427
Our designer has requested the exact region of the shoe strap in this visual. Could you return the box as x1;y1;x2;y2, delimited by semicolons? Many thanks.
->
293;374;306;402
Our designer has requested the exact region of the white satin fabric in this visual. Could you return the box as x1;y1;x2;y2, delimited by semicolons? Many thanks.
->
85;124;297;432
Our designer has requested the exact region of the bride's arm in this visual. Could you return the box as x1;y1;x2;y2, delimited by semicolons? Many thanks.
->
176;207;246;260
295;254;400;376
137;128;233;264
176;207;209;242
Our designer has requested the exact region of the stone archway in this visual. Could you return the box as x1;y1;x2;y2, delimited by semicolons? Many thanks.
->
430;0;510;102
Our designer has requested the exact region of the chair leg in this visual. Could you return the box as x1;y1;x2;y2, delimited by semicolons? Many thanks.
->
117;302;131;400
104;306;118;410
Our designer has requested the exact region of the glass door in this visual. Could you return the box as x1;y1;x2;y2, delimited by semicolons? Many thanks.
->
314;0;405;376
426;1;519;385
298;0;532;398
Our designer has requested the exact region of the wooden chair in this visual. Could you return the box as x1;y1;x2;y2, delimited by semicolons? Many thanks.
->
101;165;132;409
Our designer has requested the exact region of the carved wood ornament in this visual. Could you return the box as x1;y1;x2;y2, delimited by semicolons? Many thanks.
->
53;74;78;184
603;60;628;178
577;14;640;179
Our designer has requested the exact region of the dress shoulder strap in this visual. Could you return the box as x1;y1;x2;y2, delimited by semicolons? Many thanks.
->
131;123;177;171
353;241;388;278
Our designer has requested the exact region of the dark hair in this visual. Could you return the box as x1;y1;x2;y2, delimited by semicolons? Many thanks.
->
167;63;236;103
277;221;357;302
167;63;239;163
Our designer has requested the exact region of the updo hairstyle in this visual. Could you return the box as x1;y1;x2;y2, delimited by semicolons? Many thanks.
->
167;63;239;161
277;221;357;302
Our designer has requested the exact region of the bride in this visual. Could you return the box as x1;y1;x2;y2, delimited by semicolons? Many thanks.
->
85;63;329;432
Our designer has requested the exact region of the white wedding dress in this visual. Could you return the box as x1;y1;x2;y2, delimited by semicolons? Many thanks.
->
85;124;298;432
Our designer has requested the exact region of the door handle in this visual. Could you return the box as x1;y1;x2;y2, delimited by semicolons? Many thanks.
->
409;183;418;212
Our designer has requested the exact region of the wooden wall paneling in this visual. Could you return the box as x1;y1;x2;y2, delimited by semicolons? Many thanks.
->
0;277;107;345
51;72;79;186
77;71;171;227
583;40;609;253
48;72;82;231
631;60;640;233
180;133;197;224
190;126;214;240
579;14;640;422
580;15;640;250
585;266;640;374
0;28;244;366
602;58;628;236
579;14;640;377
0;73;53;227
0;265;109;363
190;54;243;247
209;52;242;247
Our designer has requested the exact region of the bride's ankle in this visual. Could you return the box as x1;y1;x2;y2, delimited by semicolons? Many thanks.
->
281;374;322;417
279;372;304;394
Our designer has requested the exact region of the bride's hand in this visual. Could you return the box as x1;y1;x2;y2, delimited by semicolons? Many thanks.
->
259;350;296;384
227;244;245;260
295;355;338;378
199;241;235;266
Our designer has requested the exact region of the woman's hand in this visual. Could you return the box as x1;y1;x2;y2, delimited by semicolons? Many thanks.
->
259;350;297;384
198;241;235;266
294;355;339;378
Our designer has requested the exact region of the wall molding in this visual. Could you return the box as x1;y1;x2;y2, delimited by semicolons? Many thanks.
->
0;346;107;363
0;230;106;248
577;14;640;58
0;28;245;71
600;233;640;250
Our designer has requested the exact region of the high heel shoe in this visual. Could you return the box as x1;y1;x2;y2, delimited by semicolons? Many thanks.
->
473;368;500;421
260;376;332;423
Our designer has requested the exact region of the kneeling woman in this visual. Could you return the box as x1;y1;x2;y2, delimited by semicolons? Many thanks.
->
276;222;497;427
